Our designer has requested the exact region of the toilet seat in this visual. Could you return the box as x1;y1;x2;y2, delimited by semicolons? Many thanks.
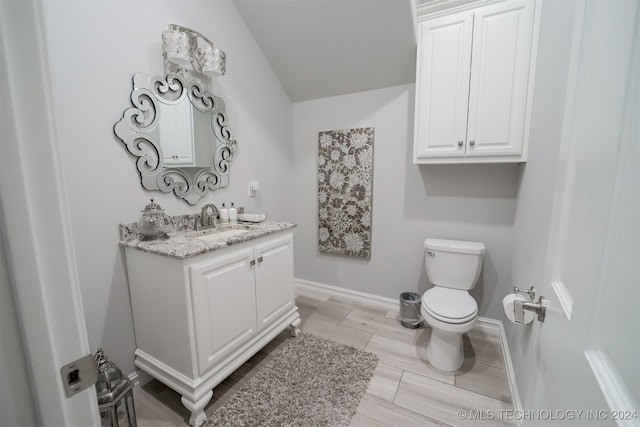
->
423;287;477;324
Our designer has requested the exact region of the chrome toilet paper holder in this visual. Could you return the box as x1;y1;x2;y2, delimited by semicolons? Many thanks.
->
513;287;549;323
513;286;536;300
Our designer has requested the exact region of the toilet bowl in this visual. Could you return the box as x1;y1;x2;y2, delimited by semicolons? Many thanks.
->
421;238;485;372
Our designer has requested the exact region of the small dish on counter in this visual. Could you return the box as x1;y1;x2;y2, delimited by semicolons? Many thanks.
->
237;212;266;223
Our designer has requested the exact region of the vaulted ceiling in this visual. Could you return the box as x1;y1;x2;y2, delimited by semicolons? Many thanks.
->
233;0;417;102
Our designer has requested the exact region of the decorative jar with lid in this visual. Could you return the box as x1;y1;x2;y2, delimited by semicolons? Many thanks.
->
137;198;172;240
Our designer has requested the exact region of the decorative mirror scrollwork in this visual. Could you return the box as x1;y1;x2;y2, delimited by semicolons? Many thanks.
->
114;72;237;205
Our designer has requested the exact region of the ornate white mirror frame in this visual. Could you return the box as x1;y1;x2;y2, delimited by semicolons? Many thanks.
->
114;71;237;205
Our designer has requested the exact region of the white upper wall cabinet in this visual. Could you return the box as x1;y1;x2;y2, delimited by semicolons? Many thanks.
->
413;0;539;164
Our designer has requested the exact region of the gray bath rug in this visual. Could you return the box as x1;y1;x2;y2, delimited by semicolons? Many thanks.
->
208;333;378;427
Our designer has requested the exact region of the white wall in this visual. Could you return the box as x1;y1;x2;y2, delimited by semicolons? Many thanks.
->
292;85;520;319
506;0;577;406
40;0;292;374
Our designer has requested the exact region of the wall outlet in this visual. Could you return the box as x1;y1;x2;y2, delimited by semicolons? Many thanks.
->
248;180;260;197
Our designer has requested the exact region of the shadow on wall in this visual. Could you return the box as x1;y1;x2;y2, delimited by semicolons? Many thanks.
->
98;248;138;374
468;251;500;312
406;163;521;226
316;250;371;264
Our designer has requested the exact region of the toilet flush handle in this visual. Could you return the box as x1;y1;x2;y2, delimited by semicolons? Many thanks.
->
425;251;435;257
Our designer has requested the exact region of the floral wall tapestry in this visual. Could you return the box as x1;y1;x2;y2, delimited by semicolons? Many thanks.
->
317;127;374;258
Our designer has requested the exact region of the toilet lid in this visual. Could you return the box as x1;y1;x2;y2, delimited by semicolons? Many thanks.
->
423;287;477;323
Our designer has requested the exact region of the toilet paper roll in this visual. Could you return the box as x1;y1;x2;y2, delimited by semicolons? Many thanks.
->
503;293;535;324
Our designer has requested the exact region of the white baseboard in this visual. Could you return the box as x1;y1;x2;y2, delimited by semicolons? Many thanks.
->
293;277;523;423
472;318;523;425
294;278;400;311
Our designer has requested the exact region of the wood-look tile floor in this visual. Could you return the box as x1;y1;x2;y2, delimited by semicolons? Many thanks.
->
117;293;514;427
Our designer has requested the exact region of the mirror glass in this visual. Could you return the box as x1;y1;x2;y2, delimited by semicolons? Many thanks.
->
114;72;237;204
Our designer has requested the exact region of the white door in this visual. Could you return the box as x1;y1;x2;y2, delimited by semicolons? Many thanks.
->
531;1;639;424
0;0;100;425
413;11;473;159
255;233;295;329
466;0;533;157
159;100;196;166
189;247;258;374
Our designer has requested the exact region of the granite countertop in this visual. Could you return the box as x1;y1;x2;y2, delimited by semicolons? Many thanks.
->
119;217;296;259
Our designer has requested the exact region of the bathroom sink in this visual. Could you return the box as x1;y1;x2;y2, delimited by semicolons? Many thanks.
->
196;228;250;242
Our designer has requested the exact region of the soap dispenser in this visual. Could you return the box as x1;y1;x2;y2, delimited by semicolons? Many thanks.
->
219;203;229;224
229;203;238;224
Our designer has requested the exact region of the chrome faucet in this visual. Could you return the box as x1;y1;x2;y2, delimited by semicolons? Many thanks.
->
199;204;219;229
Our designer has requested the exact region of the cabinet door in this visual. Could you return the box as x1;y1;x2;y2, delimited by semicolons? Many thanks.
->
189;247;257;375
158;100;195;166
466;0;534;157
254;233;295;329
414;12;473;160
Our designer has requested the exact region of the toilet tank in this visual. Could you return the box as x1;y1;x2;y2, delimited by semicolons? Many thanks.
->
424;238;485;290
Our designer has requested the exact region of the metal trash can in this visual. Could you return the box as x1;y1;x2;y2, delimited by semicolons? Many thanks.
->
399;292;422;329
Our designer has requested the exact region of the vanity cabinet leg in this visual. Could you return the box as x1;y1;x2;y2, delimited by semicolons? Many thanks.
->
181;390;213;427
289;318;301;337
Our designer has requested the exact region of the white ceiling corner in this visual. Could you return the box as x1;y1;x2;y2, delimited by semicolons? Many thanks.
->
233;0;417;102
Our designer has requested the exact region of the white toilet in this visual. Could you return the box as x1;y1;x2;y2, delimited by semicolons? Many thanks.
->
421;238;485;372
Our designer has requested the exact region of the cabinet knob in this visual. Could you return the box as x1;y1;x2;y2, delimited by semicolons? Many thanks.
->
457;141;464;147
469;140;475;146
250;259;256;266
257;256;264;263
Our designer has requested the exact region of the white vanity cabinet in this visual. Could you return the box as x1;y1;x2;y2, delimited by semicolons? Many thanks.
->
188;233;296;376
124;231;299;427
413;0;539;164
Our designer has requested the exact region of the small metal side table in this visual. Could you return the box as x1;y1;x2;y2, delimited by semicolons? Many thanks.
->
94;348;137;427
